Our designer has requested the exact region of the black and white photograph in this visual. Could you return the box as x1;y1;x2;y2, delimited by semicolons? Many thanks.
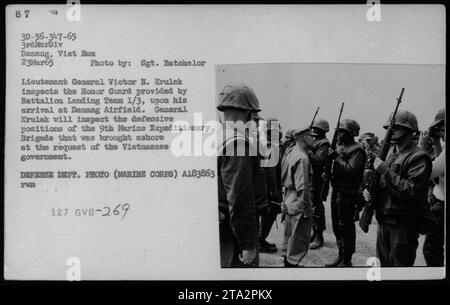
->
1;2;447;294
216;63;445;268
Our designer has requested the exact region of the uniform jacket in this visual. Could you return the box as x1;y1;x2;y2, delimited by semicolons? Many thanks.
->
308;137;330;187
281;146;313;217
283;142;295;161
375;145;432;219
331;142;366;189
218;123;259;250
251;125;270;212
262;143;283;203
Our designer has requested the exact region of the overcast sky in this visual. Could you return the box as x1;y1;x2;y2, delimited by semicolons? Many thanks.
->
216;63;445;140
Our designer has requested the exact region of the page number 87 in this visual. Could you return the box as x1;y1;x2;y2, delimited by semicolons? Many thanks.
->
16;10;30;18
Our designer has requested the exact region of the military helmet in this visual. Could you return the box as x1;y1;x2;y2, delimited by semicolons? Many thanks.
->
338;119;360;137
311;119;330;133
217;85;261;112
383;110;418;132
430;108;445;129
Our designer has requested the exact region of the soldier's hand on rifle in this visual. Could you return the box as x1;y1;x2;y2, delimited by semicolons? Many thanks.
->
363;189;371;202
328;148;338;159
240;248;257;265
374;157;388;174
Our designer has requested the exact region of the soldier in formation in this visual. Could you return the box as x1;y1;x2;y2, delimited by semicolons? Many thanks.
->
308;119;330;250
217;84;444;268
363;110;433;266
217;84;262;268
325;119;366;267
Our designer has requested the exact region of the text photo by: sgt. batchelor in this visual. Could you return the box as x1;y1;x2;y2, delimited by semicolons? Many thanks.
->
216;63;445;268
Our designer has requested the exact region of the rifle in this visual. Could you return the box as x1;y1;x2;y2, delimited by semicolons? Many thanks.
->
320;102;344;201
359;88;405;233
310;106;320;129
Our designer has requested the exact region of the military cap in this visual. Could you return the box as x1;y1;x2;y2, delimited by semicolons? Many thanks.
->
294;126;311;139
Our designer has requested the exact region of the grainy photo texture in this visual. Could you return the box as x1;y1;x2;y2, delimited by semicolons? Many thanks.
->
216;63;445;268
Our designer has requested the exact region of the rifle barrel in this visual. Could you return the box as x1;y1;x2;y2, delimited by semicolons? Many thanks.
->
319;102;344;201
310;106;320;128
359;88;405;233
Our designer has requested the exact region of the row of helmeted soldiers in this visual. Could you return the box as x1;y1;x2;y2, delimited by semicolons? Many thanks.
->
218;84;445;267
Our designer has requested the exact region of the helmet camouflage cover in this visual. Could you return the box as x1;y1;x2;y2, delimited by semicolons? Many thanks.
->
217;85;261;112
311;119;330;133
383;110;418;132
338;119;360;137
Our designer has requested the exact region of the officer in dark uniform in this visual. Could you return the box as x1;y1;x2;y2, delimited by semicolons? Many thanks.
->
363;110;432;267
325;119;366;267
259;117;283;253
308;119;330;250
217;84;263;268
249;112;271;224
